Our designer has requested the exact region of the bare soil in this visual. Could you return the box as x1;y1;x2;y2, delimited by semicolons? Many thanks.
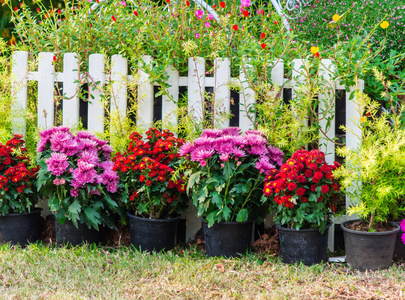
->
344;220;397;232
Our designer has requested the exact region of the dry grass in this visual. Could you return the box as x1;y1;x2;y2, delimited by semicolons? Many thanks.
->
1;243;405;299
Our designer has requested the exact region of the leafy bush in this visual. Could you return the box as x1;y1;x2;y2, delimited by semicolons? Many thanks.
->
335;95;405;231
180;128;284;226
36;126;122;229
264;149;343;233
113;128;188;219
0;135;39;215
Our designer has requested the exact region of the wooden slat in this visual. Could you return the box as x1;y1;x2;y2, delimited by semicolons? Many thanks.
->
214;57;231;128
88;53;105;133
188;57;205;129
162;66;179;129
62;53;80;127
37;52;56;129
318;59;336;164
239;60;255;131
11;51;28;135
137;55;154;129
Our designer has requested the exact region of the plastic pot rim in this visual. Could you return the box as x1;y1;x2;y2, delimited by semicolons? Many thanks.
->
341;220;400;236
201;217;255;226
127;212;181;223
2;207;43;217
276;223;331;232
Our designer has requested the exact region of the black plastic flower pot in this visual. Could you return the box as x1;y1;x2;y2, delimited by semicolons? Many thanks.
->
341;220;400;271
55;219;103;246
276;224;330;266
392;221;405;259
0;208;43;247
127;213;180;252
203;219;255;258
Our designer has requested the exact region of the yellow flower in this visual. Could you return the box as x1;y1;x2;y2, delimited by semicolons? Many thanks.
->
310;46;319;54
360;117;367;123
333;14;340;22
380;21;389;29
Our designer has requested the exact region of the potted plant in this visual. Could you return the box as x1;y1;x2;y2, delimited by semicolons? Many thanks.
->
334;97;405;270
0;134;42;246
36;126;122;246
179;128;284;257
113;128;187;252
264;149;343;265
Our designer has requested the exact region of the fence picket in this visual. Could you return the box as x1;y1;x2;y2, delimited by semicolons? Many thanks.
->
11;51;29;135
111;55;128;121
239;60;255;131
137;55;154;129
162;66;179;129
88;54;105;133
37;52;56;129
188;57;205;128
318;59;336;164
214;57;231;128
62;53;80;127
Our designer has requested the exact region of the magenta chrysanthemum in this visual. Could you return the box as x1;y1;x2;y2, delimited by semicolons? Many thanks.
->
46;153;69;176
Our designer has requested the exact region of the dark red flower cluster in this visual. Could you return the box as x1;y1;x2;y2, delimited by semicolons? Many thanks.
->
113;128;185;206
263;149;341;211
0;135;39;213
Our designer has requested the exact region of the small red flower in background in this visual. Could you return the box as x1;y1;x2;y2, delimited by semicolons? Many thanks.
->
260;33;266;39
14;7;18;11
220;1;225;8
53;56;57;62
261;43;266;49
242;10;249;17
232;24;238;31
274;21;278;25
186;0;190;6
111;15;116;22
166;0;170;4
134;10;139;16
36;7;40;13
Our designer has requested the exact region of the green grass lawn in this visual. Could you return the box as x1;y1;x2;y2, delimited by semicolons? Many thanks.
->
1;243;405;299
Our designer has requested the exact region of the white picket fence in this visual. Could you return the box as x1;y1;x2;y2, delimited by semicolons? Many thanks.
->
11;51;364;246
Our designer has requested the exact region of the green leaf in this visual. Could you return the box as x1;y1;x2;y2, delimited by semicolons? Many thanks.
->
231;183;248;194
222;206;231;221
236;209;248;222
206;211;217;227
83;207;101;230
211;191;222;208
309;193;318;202
187;172;201;193
104;194;118;210
67;200;81;228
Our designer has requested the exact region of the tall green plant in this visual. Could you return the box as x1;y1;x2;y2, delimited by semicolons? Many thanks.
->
335;95;405;231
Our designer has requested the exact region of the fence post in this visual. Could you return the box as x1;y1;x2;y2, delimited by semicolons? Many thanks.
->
62;53;80;127
162;66;179;130
88;54;105;133
239;59;255;131
137;55;154;130
271;59;284;96
188;57;205;130
214;57;230;128
11;51;28;136
37;52;56;129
